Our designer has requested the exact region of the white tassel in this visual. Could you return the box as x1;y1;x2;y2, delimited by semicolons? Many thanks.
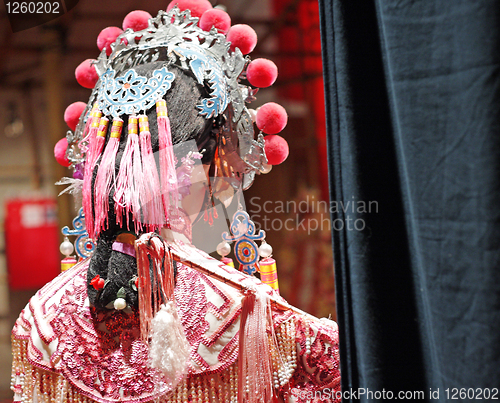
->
148;301;190;386
56;177;83;196
56;177;84;205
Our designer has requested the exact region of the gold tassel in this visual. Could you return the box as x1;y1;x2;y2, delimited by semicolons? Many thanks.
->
259;257;280;293
61;256;77;272
12;335;247;402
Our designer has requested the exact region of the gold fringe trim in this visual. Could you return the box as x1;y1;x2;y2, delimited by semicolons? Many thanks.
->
11;336;94;403
11;318;296;403
12;336;240;403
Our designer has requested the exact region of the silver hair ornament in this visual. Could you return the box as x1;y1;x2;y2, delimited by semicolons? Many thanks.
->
66;7;267;191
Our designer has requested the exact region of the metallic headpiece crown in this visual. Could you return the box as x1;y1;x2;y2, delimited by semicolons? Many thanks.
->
67;7;267;190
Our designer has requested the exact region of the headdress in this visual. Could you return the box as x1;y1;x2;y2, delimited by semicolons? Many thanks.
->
59;6;290;241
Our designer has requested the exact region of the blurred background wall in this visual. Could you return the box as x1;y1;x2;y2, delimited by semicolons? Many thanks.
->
0;0;334;399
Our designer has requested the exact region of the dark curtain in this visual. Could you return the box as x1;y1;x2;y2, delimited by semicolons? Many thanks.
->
319;0;500;400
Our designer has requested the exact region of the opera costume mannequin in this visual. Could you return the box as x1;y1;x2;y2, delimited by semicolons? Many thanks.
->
11;4;340;403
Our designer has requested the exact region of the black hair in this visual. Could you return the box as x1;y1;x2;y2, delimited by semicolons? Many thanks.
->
87;62;219;309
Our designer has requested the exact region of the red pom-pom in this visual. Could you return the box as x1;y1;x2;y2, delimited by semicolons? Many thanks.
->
227;24;257;55
264;134;289;165
122;10;152;32
167;0;213;18
54;138;71;167
64;102;86;131
97;26;123;56
256;102;288;134
75;59;99;89
247;58;278;88
90;275;105;290
199;9;231;34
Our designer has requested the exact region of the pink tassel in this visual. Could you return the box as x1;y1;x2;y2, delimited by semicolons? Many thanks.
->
135;233;189;385
136;235;153;339
114;116;143;233
138;115;164;231
78;102;99;153
82;113;106;240
238;288;275;403
135;233;175;338
156;100;179;223
131;119;145;234
94;118;123;237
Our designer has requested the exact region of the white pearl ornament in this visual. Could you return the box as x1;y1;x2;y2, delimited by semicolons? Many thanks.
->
113;298;127;310
59;237;74;257
216;241;231;257
258;242;273;258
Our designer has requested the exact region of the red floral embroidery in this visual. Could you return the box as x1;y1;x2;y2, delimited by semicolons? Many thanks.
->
174;265;210;353
50;273;167;402
42;263;244;401
290;317;341;403
90;275;105;290
174;264;241;374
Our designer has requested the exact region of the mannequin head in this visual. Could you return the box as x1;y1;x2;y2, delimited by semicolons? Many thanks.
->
67;8;277;309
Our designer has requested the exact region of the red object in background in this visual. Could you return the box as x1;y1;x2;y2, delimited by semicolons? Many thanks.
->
5;199;60;290
273;0;329;201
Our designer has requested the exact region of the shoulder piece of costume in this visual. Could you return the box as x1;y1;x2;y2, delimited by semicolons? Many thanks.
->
12;254;340;403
